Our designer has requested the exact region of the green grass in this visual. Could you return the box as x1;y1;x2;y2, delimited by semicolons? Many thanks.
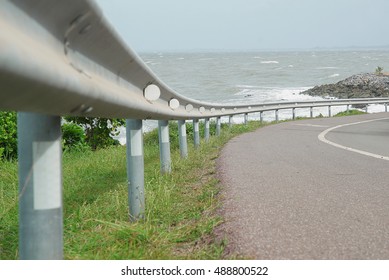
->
0;120;263;259
0;159;18;259
334;109;366;117
0;108;370;259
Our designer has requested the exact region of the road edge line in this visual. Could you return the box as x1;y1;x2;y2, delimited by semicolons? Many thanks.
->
318;117;389;161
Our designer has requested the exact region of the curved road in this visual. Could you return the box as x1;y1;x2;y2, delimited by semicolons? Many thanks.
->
217;112;389;259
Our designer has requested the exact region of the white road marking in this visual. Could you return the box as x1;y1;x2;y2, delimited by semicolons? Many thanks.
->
318;117;389;161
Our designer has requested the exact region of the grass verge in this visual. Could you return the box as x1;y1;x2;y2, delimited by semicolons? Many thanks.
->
334;109;366;117
0;121;263;259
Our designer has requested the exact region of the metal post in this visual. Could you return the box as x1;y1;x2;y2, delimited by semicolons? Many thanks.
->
292;108;296;120
275;110;279;122
385;103;388;113
18;113;63;259
126;119;145;222
260;111;263;123
244;113;248;125
158;120;171;174
347;104;350;113
204;118;210;142
178;120;188;158
328;106;332;117
365;105;368;113
310;107;313;118
229;115;233;128
193;119;200;149
216;117;221;137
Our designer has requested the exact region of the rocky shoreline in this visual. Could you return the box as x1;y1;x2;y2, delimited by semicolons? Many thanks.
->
301;73;389;99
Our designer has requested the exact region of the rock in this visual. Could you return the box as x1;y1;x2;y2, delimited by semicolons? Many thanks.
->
302;73;389;99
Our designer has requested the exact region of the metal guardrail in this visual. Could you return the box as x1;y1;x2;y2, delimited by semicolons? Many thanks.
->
1;0;388;119
1;0;389;259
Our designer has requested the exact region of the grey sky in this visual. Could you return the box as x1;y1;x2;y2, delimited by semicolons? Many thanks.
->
95;0;389;52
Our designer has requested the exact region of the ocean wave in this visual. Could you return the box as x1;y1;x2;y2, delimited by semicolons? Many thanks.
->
233;87;316;102
328;73;340;78
261;61;279;64
236;85;261;89
316;66;339;69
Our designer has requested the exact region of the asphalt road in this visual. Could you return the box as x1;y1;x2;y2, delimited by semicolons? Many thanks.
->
217;112;389;259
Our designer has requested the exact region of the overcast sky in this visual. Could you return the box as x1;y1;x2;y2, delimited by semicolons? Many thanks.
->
95;0;389;52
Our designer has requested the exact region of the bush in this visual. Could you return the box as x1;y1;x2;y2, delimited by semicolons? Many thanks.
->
64;117;124;150
62;122;89;152
375;66;384;75
0;111;17;160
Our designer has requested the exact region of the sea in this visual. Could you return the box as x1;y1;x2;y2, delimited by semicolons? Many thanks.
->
116;49;389;143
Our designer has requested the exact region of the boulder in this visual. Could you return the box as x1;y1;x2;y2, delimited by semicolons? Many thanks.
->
302;73;389;99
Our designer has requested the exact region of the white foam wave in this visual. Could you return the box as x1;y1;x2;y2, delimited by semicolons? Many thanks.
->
328;73;340;78
261;61;279;64
316;66;338;69
232;86;317;104
236;85;261;89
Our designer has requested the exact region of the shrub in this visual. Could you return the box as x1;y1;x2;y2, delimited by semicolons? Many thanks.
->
0;111;17;160
62;122;89;152
375;66;384;75
64;117;124;150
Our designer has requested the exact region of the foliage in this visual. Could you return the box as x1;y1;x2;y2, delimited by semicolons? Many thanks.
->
61;122;90;153
0;112;17;160
334;109;365;117
64;117;124;150
375;66;384;75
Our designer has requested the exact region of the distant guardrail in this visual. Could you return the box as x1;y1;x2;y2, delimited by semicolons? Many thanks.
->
1;0;389;260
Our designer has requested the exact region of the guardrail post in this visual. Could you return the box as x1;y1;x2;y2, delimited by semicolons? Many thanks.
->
244;113;248;125
347;104;350;113
126;119;145;221
193;119;200;149
310;107;313;118
18;113;63;259
328;106;332;117
292;108;296;120
385;103;388;113
204;118;210;142
365;105;368;113
229;115;233;128
158;120;171;173
216;117;221;136
178;120;188;158
275;110;279;122
260;111;263;123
